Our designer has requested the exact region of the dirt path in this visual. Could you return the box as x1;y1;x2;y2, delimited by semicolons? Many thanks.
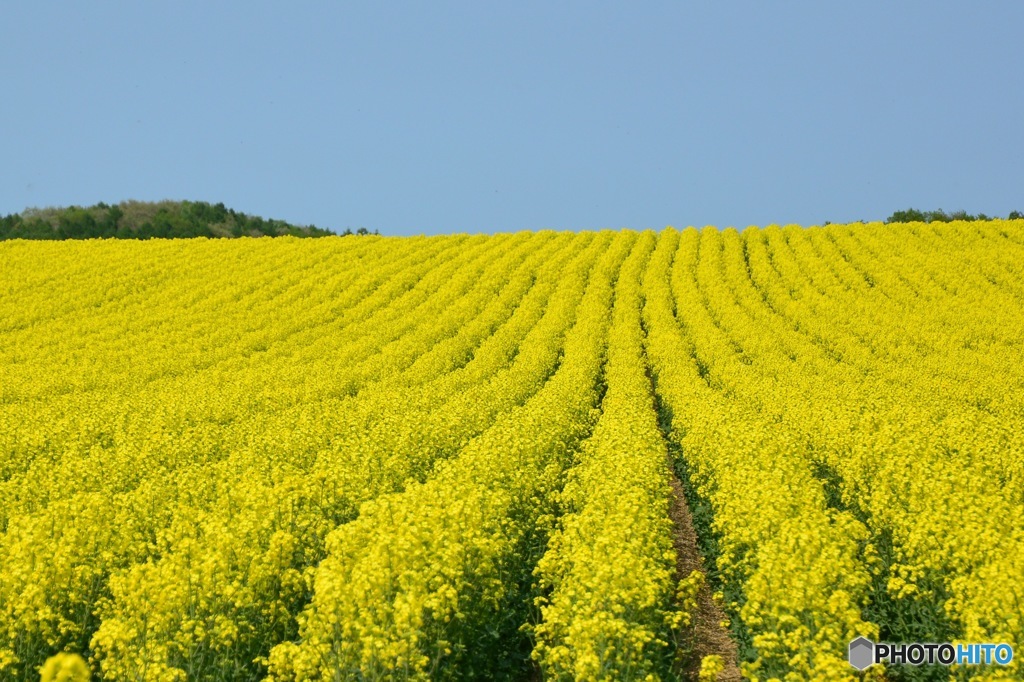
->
668;470;743;681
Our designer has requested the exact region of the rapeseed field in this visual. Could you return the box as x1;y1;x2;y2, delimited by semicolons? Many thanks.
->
1;222;1022;681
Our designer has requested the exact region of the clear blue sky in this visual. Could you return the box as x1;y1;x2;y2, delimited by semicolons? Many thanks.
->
2;2;1022;235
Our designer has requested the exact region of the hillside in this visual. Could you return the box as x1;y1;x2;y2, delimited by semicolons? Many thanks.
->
0;200;337;240
1;221;1022;680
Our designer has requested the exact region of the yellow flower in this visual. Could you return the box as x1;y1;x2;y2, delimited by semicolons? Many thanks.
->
39;653;90;682
699;654;725;682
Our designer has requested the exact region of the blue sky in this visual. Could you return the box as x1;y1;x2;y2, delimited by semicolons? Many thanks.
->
2;2;1022;235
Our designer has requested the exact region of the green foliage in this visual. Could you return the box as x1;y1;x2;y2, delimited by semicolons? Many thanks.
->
886;208;1016;224
339;227;379;237
0;201;345;241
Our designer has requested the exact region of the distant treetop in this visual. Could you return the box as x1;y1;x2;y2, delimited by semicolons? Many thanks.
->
0;200;367;240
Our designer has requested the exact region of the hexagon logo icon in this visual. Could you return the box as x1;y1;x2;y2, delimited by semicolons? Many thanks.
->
849;637;875;670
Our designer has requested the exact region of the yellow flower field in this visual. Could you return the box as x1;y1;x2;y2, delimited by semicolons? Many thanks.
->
1;221;1022;680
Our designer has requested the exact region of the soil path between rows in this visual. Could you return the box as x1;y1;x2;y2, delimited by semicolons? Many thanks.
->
668;469;743;681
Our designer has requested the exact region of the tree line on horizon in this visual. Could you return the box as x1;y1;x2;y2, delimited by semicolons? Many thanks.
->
0;201;371;241
885;208;1022;224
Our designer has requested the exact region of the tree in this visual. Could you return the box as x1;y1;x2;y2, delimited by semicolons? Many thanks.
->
57;206;97;239
100;205;123;236
887;208;927;223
